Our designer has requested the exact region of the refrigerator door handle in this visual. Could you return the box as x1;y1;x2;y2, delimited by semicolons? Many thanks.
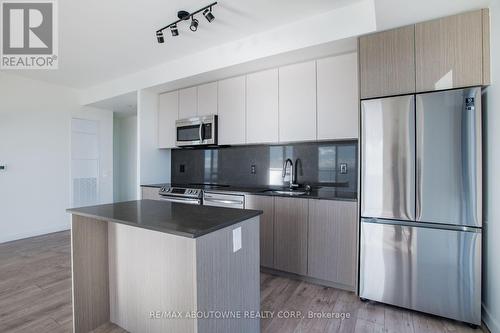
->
363;217;481;233
416;157;422;221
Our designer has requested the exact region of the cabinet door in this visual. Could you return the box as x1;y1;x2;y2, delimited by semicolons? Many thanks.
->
274;197;308;275
278;61;317;142
197;82;218;116
415;10;484;92
317;53;359;140
359;25;415;99
141;187;160;200
308;200;357;288
158;90;178;148
218;76;246;145
246;69;279;144
245;195;274;268
178;87;197;119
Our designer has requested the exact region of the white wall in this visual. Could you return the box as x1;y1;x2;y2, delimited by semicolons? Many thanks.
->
114;114;138;201
483;3;500;333
0;73;76;243
0;73;114;243
138;90;170;193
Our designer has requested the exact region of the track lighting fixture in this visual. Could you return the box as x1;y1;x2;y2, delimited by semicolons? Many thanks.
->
156;31;164;43
170;24;179;36
203;8;215;23
155;2;217;44
190;17;199;32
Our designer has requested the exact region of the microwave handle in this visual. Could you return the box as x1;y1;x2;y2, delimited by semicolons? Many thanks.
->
198;123;203;142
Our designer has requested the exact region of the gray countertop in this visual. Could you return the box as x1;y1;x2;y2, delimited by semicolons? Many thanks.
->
67;200;262;238
142;183;358;201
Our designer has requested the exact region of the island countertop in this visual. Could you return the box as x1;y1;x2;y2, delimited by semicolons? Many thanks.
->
67;199;262;238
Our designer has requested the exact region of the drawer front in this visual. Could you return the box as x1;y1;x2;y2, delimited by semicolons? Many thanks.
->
360;219;481;324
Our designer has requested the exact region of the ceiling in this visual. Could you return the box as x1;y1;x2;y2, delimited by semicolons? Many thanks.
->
2;0;493;112
90;92;137;114
4;0;358;89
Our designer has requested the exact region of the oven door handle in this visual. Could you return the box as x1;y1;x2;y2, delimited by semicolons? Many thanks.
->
158;196;200;205
204;198;244;205
198;123;203;142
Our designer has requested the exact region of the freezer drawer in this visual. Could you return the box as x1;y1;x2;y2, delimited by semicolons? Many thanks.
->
361;95;415;221
359;218;481;324
416;87;482;227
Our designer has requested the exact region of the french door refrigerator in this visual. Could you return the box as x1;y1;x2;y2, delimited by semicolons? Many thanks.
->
359;87;482;325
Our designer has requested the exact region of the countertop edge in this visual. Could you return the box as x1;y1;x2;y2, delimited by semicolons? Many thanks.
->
67;204;263;239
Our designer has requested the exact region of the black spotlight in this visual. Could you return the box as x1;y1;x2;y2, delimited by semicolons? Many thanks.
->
177;10;190;20
203;8;215;22
170;24;179;36
156;31;164;43
190;18;199;31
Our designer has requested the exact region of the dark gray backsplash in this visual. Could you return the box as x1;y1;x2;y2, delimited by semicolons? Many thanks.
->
171;141;358;191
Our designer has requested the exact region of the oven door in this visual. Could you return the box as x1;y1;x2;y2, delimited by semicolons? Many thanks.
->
176;115;217;147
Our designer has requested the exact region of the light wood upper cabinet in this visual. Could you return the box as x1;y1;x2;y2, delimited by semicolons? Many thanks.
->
274;197;309;275
197;82;218;116
246;69;279;144
317;53;359;139
279;61;317;142
178;87;197;119
308;199;357;289
218;76;246;145
359;25;416;99
158;90;178;149
245;195;274;268
415;9;490;92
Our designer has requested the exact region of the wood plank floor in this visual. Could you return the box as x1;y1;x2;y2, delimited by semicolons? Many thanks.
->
0;231;486;333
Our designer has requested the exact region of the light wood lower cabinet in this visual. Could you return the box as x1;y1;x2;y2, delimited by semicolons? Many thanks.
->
245;195;274;268
141;186;161;200
307;199;357;288
274;197;309;276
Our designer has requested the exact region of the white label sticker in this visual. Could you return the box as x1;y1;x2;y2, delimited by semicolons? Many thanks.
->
232;227;242;253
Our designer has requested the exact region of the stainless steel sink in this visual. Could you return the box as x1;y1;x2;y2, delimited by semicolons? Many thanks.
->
268;190;307;196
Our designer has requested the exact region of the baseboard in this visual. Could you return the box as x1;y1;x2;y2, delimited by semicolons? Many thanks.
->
0;224;70;244
483;303;500;333
261;267;356;292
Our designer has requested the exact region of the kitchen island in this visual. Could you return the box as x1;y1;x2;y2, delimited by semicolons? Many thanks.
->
67;200;262;333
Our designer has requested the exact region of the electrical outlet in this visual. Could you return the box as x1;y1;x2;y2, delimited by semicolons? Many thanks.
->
251;165;256;174
340;163;348;174
232;227;242;252
179;164;185;173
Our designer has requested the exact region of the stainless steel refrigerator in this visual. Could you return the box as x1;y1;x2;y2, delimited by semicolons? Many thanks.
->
359;87;482;325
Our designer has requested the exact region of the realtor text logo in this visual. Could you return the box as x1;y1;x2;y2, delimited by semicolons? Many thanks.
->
1;0;58;69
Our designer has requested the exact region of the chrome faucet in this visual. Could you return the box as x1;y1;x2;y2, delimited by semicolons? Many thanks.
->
282;158;299;189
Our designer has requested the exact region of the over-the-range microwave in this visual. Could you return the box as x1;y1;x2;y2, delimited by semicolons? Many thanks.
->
175;114;217;147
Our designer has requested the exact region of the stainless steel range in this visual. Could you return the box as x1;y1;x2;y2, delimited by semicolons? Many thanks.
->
158;186;202;205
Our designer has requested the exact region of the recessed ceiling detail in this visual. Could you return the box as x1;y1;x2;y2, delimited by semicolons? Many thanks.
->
156;2;217;44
